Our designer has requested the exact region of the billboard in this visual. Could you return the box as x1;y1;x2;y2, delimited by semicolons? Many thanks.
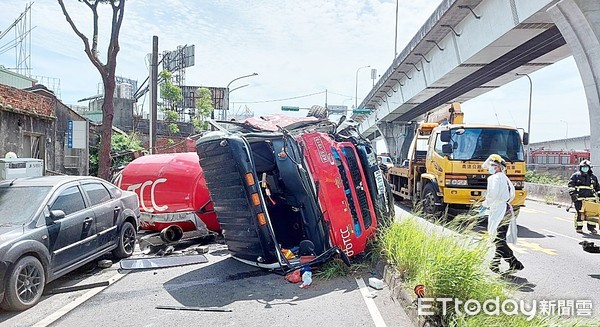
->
180;85;226;111
327;105;348;115
163;45;195;72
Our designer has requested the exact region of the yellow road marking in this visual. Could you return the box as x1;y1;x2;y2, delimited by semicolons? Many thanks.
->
508;244;529;254
516;239;558;255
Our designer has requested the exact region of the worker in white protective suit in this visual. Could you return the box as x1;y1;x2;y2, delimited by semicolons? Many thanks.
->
481;154;524;274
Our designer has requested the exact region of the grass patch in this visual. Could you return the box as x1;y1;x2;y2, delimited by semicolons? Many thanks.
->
526;170;567;186
380;218;506;307
379;217;597;326
313;258;367;280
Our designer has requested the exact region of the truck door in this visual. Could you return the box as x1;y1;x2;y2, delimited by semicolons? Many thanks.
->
196;133;280;267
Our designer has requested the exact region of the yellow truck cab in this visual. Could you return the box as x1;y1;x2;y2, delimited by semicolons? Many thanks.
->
387;103;528;216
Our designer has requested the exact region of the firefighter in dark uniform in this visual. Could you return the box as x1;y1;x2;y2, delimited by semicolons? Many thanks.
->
568;160;600;234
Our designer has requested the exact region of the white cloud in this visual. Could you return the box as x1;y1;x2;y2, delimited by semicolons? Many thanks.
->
0;0;591;142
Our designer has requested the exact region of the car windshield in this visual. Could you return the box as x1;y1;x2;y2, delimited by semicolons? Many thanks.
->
0;186;51;225
449;128;524;162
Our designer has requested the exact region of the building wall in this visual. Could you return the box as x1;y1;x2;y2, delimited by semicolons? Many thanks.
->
0;83;88;176
0;67;36;89
527;135;591;151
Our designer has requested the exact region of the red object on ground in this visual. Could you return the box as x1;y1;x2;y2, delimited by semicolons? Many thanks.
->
115;152;220;232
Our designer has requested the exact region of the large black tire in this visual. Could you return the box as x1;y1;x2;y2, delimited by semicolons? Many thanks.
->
421;183;443;216
112;221;136;259
1;256;46;311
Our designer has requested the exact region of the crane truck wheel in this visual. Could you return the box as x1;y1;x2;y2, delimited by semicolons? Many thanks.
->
421;183;443;217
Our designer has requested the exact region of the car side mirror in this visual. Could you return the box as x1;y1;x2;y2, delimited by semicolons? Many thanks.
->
440;130;451;143
442;144;453;154
50;210;66;221
522;132;529;145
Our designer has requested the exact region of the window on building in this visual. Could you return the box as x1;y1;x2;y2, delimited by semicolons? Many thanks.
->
23;133;44;159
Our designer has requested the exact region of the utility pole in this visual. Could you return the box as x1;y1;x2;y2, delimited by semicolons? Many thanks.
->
150;36;158;154
394;0;399;59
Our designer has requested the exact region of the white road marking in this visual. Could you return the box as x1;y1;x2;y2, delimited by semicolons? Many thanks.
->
33;271;129;327
355;277;387;327
554;216;572;223
542;229;581;241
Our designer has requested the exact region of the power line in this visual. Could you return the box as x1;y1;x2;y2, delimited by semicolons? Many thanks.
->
235;91;326;104
327;90;355;98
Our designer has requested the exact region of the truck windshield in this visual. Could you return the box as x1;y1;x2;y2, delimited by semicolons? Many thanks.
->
449;128;524;162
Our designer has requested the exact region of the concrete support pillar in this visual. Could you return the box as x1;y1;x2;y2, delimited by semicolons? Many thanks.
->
548;0;600;164
377;122;415;164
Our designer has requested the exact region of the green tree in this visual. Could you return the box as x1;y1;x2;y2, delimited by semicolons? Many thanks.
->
58;0;125;180
159;69;182;135
194;87;214;131
89;132;143;177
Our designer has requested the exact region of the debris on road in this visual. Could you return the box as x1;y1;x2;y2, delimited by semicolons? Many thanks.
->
579;241;600;253
284;270;302;283
97;259;113;269
300;270;312;288
368;277;384;290
47;281;110;294
120;254;208;270
155;305;232;312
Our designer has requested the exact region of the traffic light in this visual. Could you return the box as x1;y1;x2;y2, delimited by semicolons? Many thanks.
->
353;108;371;114
281;106;300;111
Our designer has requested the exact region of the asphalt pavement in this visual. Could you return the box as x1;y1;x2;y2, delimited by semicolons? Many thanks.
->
0;243;414;327
2;199;598;326
508;200;600;315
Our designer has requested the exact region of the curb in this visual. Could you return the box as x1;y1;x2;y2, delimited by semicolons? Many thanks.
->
383;265;435;327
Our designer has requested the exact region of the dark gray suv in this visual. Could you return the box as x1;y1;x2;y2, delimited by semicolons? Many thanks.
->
0;176;140;311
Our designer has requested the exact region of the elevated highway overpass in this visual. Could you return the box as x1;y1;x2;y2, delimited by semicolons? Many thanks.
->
355;0;600;164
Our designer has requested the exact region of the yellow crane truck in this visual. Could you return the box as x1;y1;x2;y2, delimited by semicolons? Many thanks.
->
386;103;528;216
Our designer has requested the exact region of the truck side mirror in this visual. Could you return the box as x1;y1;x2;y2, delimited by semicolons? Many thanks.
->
522;132;529;145
440;130;451;143
442;144;453;154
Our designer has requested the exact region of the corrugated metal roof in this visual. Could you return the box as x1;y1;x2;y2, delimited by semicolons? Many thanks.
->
0;66;36;89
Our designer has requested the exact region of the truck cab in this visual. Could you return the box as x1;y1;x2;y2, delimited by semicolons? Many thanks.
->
387;103;527;216
423;124;527;214
195;116;394;270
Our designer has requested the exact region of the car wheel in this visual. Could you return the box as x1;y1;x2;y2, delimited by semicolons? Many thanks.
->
421;183;443;216
112;221;136;259
1;256;46;311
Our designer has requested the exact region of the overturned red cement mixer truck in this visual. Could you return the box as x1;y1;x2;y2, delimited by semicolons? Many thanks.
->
114;152;221;245
195;115;395;271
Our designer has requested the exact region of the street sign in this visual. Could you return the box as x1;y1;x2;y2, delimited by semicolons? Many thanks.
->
67;120;73;149
281;106;300;111
353;108;371;114
327;105;347;115
67;120;87;149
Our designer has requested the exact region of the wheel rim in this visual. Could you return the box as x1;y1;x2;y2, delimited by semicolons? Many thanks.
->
424;192;436;214
123;225;136;254
16;263;42;304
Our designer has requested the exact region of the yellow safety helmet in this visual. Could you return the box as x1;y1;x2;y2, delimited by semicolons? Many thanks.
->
483;154;506;170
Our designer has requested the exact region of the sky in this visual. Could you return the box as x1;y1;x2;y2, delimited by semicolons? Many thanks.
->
0;0;591;145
